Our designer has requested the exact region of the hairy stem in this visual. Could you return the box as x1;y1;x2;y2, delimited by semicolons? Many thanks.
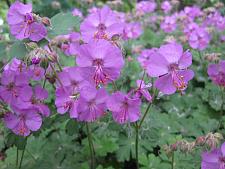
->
171;152;175;169
138;101;152;128
18;147;26;169
135;122;139;169
16;148;19;167
221;87;224;116
86;123;95;169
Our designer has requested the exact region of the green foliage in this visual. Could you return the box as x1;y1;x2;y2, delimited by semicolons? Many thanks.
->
0;0;225;169
8;41;27;59
48;12;80;38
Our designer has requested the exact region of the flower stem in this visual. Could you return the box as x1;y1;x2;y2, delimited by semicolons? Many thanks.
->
18;147;26;169
16;148;19;167
135;122;139;169
138;101;152;128
221;87;224;116
86;123;95;169
171;152;175;169
56;60;63;72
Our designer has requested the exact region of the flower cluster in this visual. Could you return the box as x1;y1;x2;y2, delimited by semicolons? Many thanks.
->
207;60;225;87
7;1;47;41
164;132;223;155
0;58;49;136
139;42;194;95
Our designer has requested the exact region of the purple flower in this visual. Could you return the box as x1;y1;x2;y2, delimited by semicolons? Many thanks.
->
77;85;108;122
122;22;142;40
80;6;124;42
183;22;199;37
72;8;83;18
55;67;85;118
0;70;29;105
188;27;211;50
135;80;152;102
207;60;225;87
184;6;202;20
107;91;141;124
7;1;47;41
76;39;124;85
88;6;99;14
4;58;25;72
201;142;225;169
29;65;45;81
146;43;194;95
4;109;42;137
138;48;158;68
16;85;50;117
66;32;81;56
160;16;177;33
55;87;80;118
161;1;172;13
136;1;156;16
215;15;225;31
114;11;126;23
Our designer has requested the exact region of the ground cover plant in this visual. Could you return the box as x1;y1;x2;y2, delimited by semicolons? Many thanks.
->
0;0;225;169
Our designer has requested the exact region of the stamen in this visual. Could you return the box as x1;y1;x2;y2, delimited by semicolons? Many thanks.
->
171;71;187;91
93;59;109;85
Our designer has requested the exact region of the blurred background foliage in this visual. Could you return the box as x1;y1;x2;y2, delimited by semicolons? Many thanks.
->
0;0;225;169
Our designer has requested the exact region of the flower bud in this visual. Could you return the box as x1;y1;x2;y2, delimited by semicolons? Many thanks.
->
25;42;38;50
195;136;206;146
51;1;61;9
0;152;6;161
214;2;224;9
31;57;41;65
42;17;51;27
46;74;56;84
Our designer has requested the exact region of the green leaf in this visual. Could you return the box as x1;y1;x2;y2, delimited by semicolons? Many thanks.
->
116;135;134;162
8;41;27;59
140;29;164;47
48;12;80;38
0;42;7;58
65;119;79;136
94;136;119;157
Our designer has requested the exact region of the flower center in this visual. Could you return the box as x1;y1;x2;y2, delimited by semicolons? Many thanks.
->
7;83;18;97
168;63;179;71
94;23;108;39
169;63;187;91
119;100;129;123
92;59;108;85
63;101;72;110
25;13;34;24
17;117;27;136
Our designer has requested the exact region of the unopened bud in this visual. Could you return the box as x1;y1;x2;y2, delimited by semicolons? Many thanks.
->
171;0;180;6
0;152;6;161
214;2;224;9
46;74;56;84
204;53;221;62
195;136;206;146
170;143;177;151
25;42;38;50
48;53;58;63
51;1;61;9
31;57;41;65
42;17;51;27
214;133;223;140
